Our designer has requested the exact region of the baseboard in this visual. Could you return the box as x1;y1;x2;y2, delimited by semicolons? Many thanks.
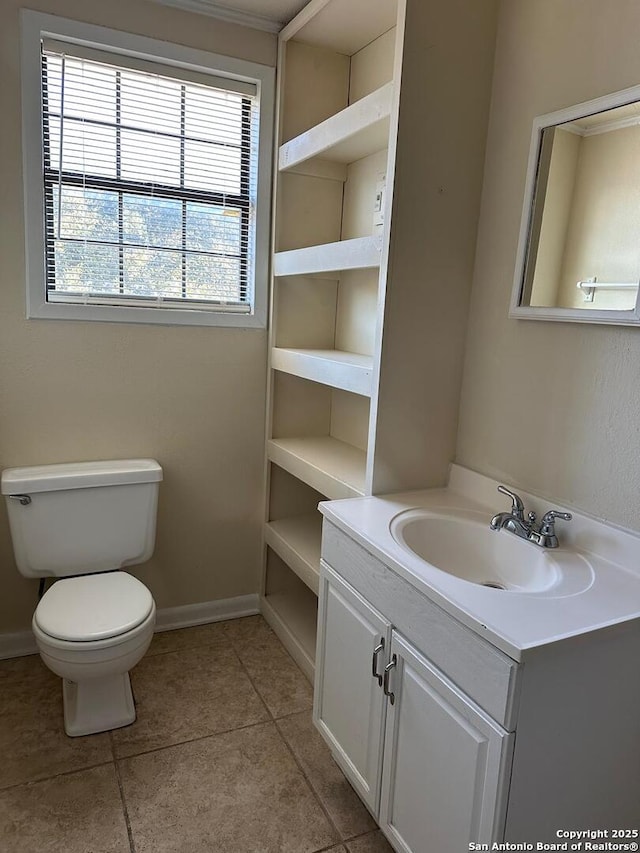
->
0;593;261;661
154;594;260;633
0;630;38;660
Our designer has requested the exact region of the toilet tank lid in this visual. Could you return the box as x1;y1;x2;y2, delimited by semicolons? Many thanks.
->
1;459;162;494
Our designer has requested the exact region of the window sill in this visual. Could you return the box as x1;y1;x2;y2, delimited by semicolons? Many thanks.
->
27;298;267;328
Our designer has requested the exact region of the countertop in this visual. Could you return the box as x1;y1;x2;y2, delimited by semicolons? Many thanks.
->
318;465;640;661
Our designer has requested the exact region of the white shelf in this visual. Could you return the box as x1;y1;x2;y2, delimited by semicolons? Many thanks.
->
279;83;393;173
265;513;322;595
282;0;398;56
274;235;382;277
267;436;366;499
261;587;318;682
272;348;373;396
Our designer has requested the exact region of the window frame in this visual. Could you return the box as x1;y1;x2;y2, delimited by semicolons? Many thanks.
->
21;11;274;328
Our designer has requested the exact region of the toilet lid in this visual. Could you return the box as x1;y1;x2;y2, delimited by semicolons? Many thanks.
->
34;572;154;642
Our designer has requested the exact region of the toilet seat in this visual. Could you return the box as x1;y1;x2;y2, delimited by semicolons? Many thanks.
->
34;571;153;642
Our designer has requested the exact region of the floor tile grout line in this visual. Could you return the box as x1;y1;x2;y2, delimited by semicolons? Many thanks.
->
274;719;345;849
113;717;277;764
146;616;309;727
228;625;345;849
114;625;313;762
108;728;118;765
148;615;266;659
145;638;230;659
234;621;352;848
114;622;300;764
272;705;316;723
342;828;386;845
112;711;353;852
0;759;115;794
232;646;278;722
110;732;137;853
115;620;277;762
228;622;317;725
142;617;254;660
0;715;275;794
273;716;385;848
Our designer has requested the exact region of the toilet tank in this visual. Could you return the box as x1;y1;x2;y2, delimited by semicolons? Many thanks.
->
1;460;163;578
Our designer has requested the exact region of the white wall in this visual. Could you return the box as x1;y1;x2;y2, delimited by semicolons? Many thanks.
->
457;0;640;531
0;0;276;632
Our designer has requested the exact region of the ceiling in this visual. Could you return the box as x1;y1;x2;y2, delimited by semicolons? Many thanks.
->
154;0;310;31
214;0;308;21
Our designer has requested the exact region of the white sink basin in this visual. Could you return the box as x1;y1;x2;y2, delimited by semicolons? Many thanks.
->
390;508;594;596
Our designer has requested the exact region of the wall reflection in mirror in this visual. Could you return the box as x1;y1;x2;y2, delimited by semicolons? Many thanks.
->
513;91;640;323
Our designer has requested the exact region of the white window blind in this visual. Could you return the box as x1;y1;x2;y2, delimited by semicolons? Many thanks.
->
41;41;259;312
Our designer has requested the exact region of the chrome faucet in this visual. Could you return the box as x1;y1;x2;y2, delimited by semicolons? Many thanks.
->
490;485;572;548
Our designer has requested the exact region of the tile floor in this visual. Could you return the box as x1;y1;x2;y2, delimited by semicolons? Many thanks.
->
0;615;394;853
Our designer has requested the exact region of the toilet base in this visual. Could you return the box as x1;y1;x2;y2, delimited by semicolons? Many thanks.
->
63;672;136;737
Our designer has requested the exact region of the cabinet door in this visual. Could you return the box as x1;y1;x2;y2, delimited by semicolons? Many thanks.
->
314;562;392;814
380;633;513;853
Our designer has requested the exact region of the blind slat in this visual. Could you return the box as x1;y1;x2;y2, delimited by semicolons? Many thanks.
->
43;38;258;97
42;46;257;310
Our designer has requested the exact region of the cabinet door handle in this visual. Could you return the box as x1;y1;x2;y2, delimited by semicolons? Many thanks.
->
371;638;385;686
383;654;397;705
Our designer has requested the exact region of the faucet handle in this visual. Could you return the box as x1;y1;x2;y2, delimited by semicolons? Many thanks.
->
540;509;572;534
497;485;525;520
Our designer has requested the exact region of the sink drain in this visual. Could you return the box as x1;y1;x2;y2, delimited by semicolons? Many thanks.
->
481;581;506;590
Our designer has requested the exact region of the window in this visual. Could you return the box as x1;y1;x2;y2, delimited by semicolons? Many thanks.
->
21;13;274;327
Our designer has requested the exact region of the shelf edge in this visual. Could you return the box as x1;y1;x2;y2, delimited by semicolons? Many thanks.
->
267;437;366;500
265;516;321;595
271;348;373;396
274;235;382;277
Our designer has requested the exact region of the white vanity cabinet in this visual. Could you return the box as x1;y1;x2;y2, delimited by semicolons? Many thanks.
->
314;565;391;812
314;554;514;852
378;633;512;852
315;509;640;846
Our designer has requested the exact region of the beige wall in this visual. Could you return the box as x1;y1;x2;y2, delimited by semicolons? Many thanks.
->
0;0;276;632
457;0;640;531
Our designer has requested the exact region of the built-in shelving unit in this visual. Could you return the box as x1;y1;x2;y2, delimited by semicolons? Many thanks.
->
262;0;403;678
261;0;497;681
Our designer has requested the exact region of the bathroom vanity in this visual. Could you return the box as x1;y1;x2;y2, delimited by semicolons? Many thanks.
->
313;466;640;850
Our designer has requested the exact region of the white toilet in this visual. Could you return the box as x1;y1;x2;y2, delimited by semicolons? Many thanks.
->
1;459;162;737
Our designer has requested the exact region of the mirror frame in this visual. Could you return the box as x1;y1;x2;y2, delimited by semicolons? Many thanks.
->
510;83;640;326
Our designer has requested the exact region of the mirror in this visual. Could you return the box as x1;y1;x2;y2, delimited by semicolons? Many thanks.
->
511;86;640;325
